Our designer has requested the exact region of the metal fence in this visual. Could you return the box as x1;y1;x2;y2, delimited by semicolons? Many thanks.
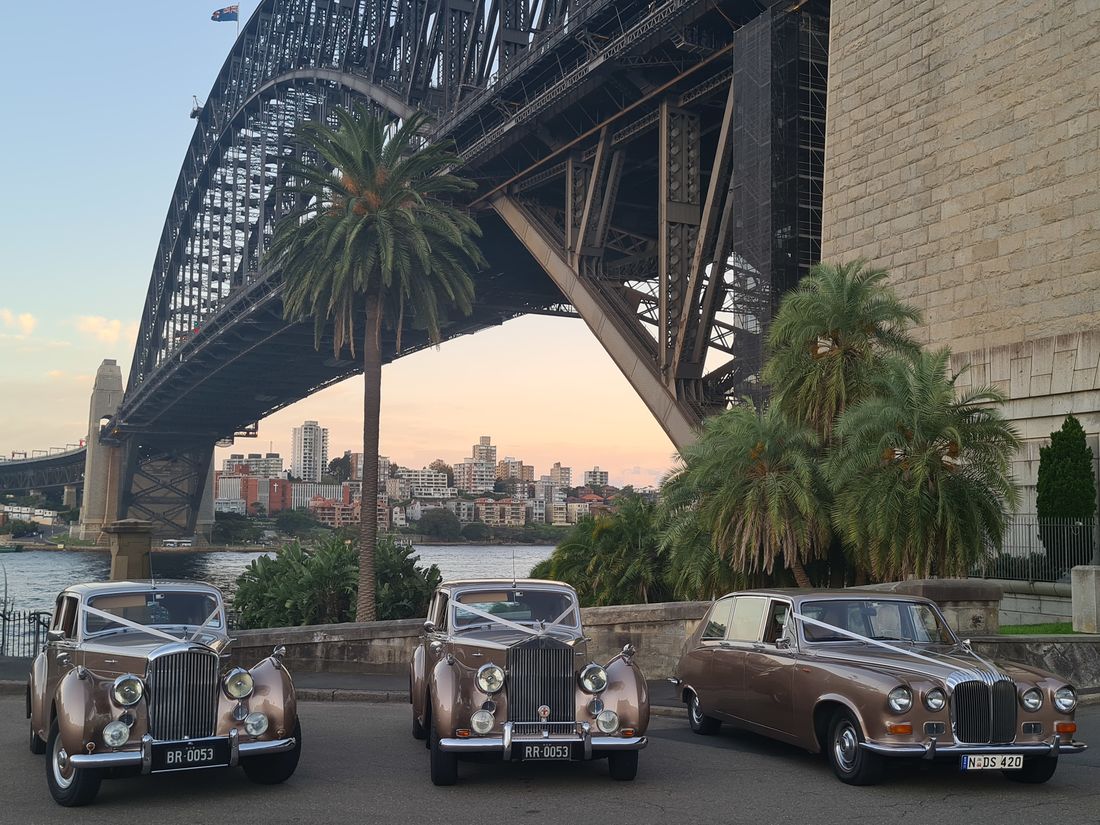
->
973;516;1097;583
0;609;51;658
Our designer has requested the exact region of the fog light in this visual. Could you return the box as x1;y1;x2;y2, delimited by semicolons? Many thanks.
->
885;722;913;735
1055;721;1077;735
924;722;946;736
588;698;604;716
103;720;130;748
471;709;494;735
243;712;269;736
1022;722;1043;735
596;710;619;734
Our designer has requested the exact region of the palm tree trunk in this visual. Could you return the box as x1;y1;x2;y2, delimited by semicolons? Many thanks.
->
355;295;384;622
790;554;812;588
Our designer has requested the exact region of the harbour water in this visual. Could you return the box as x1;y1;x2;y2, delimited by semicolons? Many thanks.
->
0;544;554;615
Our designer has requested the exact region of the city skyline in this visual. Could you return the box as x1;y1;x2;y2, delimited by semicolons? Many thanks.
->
0;3;677;490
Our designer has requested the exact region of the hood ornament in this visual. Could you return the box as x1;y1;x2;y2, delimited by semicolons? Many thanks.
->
537;705;551;720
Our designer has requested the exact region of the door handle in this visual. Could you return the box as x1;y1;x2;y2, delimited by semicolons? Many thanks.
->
718;641;733;648
751;643;765;652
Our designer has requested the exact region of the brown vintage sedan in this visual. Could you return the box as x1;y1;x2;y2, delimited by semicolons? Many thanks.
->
410;579;649;785
27;581;301;806
673;589;1086;785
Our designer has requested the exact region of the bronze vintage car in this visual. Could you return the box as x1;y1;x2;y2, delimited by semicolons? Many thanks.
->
410;579;649;785
674;589;1086;785
27;581;301;806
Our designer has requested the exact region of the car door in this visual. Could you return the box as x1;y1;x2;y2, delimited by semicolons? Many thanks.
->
741;598;798;738
683;596;735;718
44;594;79;701
714;596;767;722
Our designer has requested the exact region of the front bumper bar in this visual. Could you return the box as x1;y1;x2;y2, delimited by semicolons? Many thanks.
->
860;735;1087;759
440;721;647;759
69;729;298;774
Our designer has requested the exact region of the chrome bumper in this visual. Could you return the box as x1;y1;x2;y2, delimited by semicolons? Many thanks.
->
439;721;647;759
69;729;298;774
860;735;1087;759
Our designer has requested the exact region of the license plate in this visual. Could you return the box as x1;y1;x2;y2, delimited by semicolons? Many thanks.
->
961;754;1024;771
151;737;230;772
521;743;573;761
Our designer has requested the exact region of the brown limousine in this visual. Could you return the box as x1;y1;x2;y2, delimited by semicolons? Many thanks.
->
410;579;649;785
673;589;1086;785
27;581;301;806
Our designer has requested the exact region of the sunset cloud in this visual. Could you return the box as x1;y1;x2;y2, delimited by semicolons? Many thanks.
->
74;315;138;345
0;307;37;336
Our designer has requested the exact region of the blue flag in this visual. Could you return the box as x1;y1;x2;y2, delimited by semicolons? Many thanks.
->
211;5;239;22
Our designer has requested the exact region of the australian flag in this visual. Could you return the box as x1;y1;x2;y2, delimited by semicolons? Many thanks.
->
211;5;239;22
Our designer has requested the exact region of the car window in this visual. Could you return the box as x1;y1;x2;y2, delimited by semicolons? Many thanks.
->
51;595;77;639
762;600;791;645
801;599;955;644
452;588;578;629
85;591;222;636
701;597;734;640
727;596;767;641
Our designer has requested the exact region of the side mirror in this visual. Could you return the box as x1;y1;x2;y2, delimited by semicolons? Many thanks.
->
775;637;792;650
423;620;436;634
46;630;66;643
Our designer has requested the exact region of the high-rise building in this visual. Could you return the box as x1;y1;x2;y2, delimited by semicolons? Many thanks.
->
395;467;455;499
550;462;572;487
291;420;329;482
497;457;534;481
222;452;284;477
472;435;497;463
455;457;496;493
583;466;609;487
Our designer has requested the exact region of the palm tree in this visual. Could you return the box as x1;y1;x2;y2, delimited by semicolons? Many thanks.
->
266;105;484;621
764;260;922;439
662;404;828;587
828;349;1021;580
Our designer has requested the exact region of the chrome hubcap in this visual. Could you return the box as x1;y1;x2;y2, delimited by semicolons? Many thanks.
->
834;723;858;772
53;743;74;789
690;698;702;724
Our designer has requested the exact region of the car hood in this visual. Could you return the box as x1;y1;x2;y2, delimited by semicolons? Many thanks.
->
448;627;586;667
809;643;1021;684
82;632;230;660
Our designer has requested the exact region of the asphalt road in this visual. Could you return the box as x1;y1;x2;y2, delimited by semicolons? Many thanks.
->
4;699;1098;825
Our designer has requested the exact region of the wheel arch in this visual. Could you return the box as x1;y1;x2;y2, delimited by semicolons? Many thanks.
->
812;695;866;754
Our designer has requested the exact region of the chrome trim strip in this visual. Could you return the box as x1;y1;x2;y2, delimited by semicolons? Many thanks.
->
69;735;295;770
860;740;1087;757
502;721;513;761
238;736;296;756
439;735;647;754
71;751;143;769
582;721;592;760
229;727;240;766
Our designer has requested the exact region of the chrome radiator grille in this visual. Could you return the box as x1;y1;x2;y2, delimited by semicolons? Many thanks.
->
146;649;220;741
507;637;575;723
953;679;1017;744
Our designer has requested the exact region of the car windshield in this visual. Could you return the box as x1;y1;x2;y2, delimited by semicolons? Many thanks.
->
83;591;223;639
452;588;579;630
800;599;955;644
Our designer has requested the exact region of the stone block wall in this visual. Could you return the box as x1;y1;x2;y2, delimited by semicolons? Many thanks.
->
820;0;1100;508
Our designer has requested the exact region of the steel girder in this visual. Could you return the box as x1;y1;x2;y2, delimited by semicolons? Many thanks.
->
0;450;85;495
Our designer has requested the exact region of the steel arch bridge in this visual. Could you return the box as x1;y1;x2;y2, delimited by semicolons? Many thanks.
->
93;0;829;538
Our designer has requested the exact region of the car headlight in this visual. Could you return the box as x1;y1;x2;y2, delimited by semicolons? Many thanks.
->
924;688;946;712
102;720;131;748
1021;688;1043;711
596;709;619;734
476;663;505;694
580;664;608;694
243;712;269;736
1054;686;1077;713
887;686;912;713
111;674;144;707
470;709;495;735
223;668;255;700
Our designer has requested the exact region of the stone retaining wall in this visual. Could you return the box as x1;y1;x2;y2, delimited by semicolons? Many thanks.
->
971;636;1100;694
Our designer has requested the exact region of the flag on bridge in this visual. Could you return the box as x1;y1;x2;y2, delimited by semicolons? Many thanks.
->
211;5;239;22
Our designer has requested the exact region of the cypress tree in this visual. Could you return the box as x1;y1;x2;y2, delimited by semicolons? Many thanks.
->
1036;415;1097;572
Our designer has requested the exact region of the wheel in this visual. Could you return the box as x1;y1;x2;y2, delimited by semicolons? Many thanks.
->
607;750;639;781
687;693;721;736
412;705;427;741
45;720;101;806
242;719;303;785
30;724;46;755
429;718;457;786
826;710;884;786
1003;756;1058;784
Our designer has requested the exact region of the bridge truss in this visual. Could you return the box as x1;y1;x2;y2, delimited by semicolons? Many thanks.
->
108;0;829;535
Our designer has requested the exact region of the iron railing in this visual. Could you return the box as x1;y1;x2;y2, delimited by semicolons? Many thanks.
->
973;516;1097;583
0;609;51;658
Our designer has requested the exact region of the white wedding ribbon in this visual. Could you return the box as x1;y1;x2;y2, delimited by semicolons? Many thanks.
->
82;604;198;646
453;601;579;638
189;604;224;641
791;612;991;682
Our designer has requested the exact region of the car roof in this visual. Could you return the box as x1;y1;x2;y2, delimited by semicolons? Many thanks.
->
438;578;576;593
713;588;936;606
61;581;224;598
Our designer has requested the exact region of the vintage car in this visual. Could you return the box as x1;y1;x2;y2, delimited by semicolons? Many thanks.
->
673;589;1086;785
410;579;649;785
27;581;301;806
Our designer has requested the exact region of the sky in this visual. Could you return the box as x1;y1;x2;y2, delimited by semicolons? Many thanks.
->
0;2;677;488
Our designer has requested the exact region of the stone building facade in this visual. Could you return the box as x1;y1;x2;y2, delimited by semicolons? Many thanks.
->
820;0;1100;510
